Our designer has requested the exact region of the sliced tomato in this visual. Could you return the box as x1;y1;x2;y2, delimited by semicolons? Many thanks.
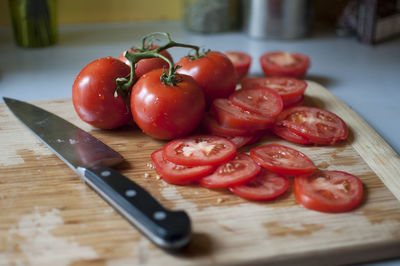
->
260;51;310;78
203;113;253;137
226;134;263;148
241;77;307;106
275;106;348;145
229;168;289;201
283;94;305;108
250;143;316;176
229;87;283;119
163;135;236;166
224;51;252;81
272;123;312;145
151;149;215;185
198;153;260;188
294;170;363;213
212;98;274;131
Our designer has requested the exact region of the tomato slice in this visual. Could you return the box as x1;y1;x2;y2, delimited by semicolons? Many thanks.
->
212;98;274;131
241;77;307;106
283;94;305;108
294;170;363;213
198;153;260;188
163;135;237;166
151;149;215;185
275;106;348;145
250;143;316;176
260;51;310;78
229;168;289;201
272;123;312;145
203;113;253;137
229;87;283;119
224;51;252;81
226;134;262;148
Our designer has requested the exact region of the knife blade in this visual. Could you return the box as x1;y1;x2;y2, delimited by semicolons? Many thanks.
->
3;97;191;250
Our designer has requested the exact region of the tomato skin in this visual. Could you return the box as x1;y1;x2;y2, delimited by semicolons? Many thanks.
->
198;153;261;188
203;113;253;137
294;170;364;213
163;135;237;166
250;143;316;176
151;149;215;185
229;168;289;201
118;45;174;78
72;57;131;129
224;51;252;81
260;52;310;78
176;51;237;106
131;69;205;140
275;106;348;145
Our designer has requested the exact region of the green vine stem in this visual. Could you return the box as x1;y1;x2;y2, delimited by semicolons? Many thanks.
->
115;32;203;98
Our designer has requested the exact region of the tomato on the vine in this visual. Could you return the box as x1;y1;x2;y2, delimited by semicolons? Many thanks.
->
130;69;205;140
72;57;132;129
176;51;237;106
118;45;174;78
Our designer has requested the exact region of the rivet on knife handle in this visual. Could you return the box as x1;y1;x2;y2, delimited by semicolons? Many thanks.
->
77;165;191;250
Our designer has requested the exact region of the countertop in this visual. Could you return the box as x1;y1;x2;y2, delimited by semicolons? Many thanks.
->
1;21;400;265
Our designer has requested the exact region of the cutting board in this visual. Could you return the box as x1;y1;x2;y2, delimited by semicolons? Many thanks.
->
1;81;400;266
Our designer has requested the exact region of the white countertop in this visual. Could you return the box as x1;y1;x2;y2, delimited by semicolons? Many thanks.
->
1;21;400;265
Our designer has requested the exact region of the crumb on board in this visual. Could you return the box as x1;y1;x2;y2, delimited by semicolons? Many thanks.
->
217;198;224;204
146;162;154;169
155;175;161;180
144;173;149;178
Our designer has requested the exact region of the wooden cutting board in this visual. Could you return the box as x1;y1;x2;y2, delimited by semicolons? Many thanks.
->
1;81;400;266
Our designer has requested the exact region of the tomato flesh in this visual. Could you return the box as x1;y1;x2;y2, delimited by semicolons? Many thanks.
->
229;168;289;201
151;149;215;185
224;51;252;81
260;52;310;78
272;123;312;145
275;106;348;145
163;135;237;166
199;153;261;188
229;87;283;119
250;143;316;176
294;170;363;213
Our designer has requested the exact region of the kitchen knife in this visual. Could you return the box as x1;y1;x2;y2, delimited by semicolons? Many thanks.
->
3;97;191;250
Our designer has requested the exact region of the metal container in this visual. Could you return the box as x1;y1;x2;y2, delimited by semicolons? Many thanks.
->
242;0;313;39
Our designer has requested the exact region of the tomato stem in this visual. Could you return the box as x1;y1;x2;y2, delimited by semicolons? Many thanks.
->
115;32;201;95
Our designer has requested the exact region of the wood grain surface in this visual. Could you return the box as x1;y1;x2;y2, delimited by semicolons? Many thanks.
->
1;81;400;266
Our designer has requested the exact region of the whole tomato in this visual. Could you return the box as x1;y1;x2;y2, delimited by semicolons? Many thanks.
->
131;69;205;140
72;57;131;129
118;45;174;78
176;51;237;107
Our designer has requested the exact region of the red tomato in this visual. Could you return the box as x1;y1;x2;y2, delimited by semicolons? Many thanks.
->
294;170;363;213
229;87;283;119
130;69;205;140
151;149;215;185
272;123;312;145
212;98;274;132
229;168;289;201
163;135;236;166
260;51;310;78
176;51;237;106
224;51;252;81
275;106;348;145
241;77;307;107
250;143;316;176
72;57;131;129
283;94;305;108
198;153;261;188
203;113;252;137
118;45;174;78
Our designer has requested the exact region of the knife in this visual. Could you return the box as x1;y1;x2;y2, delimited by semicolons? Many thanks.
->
3;97;191;250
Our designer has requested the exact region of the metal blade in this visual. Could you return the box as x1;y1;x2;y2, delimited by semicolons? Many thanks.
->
3;97;123;170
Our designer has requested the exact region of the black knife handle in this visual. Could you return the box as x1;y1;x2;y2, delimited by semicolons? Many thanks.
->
77;165;191;250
